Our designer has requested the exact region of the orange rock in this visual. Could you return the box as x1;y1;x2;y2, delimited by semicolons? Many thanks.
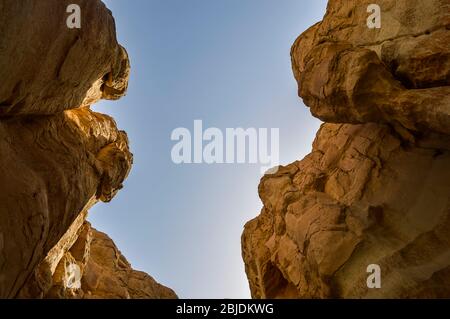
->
0;0;175;299
243;0;450;299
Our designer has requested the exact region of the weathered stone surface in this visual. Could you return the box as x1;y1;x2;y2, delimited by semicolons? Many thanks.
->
243;0;450;298
0;0;175;299
44;223;177;299
291;0;450;134
80;226;177;299
243;123;450;298
0;0;129;116
1;106;132;298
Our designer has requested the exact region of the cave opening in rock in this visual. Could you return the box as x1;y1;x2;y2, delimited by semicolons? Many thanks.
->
262;262;298;299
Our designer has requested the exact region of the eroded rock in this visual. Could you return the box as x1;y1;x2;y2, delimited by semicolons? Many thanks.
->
0;0;175;299
243;0;450;298
291;0;450;134
44;223;177;299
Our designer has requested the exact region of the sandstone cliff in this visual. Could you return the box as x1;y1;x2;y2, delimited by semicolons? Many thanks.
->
242;0;450;298
0;0;175;299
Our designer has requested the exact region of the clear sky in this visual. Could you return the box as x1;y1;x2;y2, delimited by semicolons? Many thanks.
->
90;0;327;298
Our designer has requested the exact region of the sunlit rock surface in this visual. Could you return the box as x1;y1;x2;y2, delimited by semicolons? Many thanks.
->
0;0;175;299
242;0;450;298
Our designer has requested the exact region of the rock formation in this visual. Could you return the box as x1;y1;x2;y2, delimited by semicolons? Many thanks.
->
242;0;450;298
0;0;175;299
45;223;177;299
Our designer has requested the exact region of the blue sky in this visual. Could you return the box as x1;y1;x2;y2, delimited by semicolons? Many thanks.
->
91;0;326;298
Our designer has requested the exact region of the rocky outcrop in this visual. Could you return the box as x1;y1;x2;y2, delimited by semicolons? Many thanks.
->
46;223;177;299
0;0;175;298
242;0;450;298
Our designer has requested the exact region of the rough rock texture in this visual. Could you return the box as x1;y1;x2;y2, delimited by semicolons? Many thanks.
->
0;0;175;299
46;223;177;299
242;0;450;298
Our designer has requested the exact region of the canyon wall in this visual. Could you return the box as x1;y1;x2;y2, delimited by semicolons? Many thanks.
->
242;0;450;298
0;0;175;298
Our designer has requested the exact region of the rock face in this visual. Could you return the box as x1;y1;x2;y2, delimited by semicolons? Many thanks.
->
242;0;450;298
46;223;177;299
0;0;175;298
